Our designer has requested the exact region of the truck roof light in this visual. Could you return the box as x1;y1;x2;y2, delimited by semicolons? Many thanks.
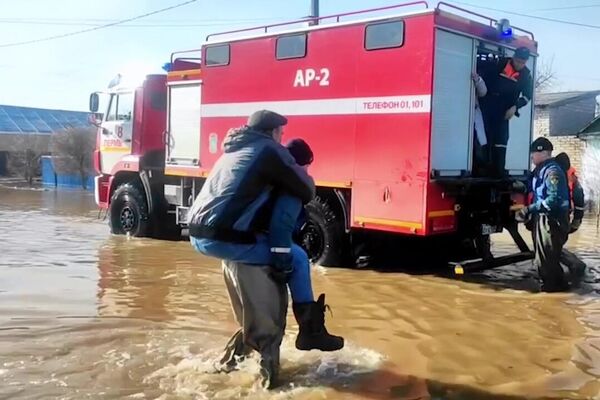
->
496;18;513;40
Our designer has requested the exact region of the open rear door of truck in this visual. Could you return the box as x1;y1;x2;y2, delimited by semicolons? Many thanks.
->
430;29;476;178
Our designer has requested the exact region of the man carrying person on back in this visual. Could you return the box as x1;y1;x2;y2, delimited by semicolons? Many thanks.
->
187;109;344;350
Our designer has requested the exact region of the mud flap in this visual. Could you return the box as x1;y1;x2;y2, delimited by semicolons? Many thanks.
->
218;261;288;389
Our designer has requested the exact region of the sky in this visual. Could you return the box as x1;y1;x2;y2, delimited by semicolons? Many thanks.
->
0;0;599;112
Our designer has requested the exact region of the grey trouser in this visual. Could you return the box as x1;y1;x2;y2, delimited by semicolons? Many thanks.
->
218;260;288;376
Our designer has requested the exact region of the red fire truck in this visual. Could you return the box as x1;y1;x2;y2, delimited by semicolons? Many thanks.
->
89;2;537;271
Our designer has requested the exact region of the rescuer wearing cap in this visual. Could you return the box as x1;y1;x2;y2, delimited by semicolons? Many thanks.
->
516;137;571;291
478;46;534;177
187;110;344;387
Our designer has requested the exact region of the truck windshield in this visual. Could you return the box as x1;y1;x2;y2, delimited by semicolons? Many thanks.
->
106;93;134;122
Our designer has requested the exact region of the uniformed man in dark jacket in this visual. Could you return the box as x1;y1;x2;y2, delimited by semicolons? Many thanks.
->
516;137;571;291
479;47;533;177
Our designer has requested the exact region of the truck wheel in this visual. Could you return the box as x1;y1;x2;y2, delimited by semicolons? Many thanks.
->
301;196;348;267
109;183;150;237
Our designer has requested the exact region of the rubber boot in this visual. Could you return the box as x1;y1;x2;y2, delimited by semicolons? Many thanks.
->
259;355;278;390
214;329;252;373
293;294;344;352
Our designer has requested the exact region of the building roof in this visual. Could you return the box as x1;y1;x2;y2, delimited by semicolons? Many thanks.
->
579;115;600;138
0;104;91;135
535;90;600;108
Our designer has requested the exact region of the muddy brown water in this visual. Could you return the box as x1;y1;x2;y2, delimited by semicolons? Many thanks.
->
1;187;600;399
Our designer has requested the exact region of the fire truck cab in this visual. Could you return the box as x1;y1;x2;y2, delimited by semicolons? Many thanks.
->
90;2;537;271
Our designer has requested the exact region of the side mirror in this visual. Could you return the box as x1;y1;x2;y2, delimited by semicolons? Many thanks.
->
89;92;99;112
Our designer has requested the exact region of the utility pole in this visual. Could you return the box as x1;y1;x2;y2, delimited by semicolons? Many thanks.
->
309;0;319;25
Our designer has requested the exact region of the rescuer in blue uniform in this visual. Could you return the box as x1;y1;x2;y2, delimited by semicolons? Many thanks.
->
479;47;533;177
516;137;571;291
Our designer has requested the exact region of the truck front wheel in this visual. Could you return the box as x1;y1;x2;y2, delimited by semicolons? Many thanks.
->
301;196;349;267
109;183;150;237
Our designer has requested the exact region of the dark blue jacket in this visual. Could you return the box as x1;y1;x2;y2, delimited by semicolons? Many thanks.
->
188;126;315;233
528;158;570;217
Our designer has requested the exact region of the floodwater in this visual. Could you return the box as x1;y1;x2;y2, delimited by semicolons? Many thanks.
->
1;187;600;400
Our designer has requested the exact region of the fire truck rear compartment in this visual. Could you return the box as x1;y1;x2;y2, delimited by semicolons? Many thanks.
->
430;31;535;180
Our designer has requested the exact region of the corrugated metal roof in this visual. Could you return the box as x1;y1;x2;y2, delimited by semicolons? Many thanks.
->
535;91;600;107
0;105;91;135
579;116;600;137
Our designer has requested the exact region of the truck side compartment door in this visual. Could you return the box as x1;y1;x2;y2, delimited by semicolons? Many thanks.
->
166;81;202;167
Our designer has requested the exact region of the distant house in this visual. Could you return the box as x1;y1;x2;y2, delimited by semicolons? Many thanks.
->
580;116;600;139
534;90;600;172
0;104;92;176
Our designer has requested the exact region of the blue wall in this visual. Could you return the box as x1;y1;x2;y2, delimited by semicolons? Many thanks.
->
41;156;94;191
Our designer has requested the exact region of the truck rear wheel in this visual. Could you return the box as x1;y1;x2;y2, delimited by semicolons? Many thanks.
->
109;183;151;237
301;196;349;267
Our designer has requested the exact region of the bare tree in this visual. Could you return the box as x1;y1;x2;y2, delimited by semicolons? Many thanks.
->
50;127;95;189
535;56;557;93
581;142;600;230
7;133;48;185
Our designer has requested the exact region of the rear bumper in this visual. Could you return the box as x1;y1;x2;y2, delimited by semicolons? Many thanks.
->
430;178;527;238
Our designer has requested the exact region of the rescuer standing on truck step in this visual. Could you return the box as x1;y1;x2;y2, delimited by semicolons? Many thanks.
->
479;46;533;177
516;137;571;291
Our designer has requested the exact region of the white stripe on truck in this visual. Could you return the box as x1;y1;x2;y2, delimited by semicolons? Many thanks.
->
201;95;431;117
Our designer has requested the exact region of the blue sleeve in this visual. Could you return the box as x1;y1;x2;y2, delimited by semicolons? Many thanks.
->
528;199;542;214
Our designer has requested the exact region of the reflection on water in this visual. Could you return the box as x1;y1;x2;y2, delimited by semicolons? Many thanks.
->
1;187;600;399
